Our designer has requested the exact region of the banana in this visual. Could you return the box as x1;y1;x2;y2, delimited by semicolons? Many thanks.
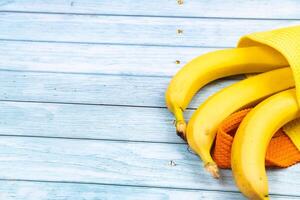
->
165;46;287;140
231;89;300;200
186;67;294;178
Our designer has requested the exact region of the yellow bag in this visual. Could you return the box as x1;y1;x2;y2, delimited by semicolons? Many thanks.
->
238;25;300;149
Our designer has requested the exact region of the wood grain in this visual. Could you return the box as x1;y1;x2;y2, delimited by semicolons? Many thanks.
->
0;0;299;19
0;1;299;198
0;101;183;143
0;180;296;200
0;136;298;197
0;40;218;76
0;70;237;108
0;13;299;47
0;180;251;200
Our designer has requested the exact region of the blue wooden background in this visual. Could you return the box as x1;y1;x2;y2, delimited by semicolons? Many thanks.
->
0;1;299;199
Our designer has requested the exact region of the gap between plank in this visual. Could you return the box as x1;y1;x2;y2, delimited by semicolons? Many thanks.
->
0;68;245;79
0;99;200;113
0;99;173;109
0;178;297;198
1;10;300;21
0;134;186;145
0;178;244;194
0;38;231;49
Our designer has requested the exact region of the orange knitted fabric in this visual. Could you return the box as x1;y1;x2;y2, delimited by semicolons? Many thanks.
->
212;108;300;169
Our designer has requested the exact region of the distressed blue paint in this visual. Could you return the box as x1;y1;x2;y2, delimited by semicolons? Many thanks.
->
0;136;299;197
0;13;299;47
0;101;184;143
0;40;219;76
0;0;299;20
0;0;298;199
0;70;238;108
0;180;254;200
0;180;296;200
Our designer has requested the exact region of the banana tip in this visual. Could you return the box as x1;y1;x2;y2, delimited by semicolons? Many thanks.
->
205;162;220;179
176;121;187;141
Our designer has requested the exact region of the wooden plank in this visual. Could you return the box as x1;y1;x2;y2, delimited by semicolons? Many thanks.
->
0;70;237;108
0;136;299;197
0;40;218;76
0;180;295;200
0;0;300;20
0;13;299;47
0;101;183;143
0;70;237;143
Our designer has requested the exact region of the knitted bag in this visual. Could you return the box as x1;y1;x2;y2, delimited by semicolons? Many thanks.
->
212;109;300;168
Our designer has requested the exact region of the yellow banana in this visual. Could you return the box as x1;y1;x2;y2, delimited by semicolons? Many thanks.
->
165;46;287;140
231;89;300;200
186;67;294;178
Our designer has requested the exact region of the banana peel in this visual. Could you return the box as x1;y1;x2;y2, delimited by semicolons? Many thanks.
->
166;46;287;139
165;25;300;200
232;89;300;200
187;67;294;178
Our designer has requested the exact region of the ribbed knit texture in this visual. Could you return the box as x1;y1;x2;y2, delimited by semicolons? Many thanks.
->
212;109;300;169
284;118;300;151
237;25;300;150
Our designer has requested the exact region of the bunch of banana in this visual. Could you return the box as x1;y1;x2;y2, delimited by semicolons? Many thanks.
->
232;88;300;199
165;46;288;140
165;45;300;199
187;67;294;178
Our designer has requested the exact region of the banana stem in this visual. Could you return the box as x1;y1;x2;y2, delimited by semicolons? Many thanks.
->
176;121;186;141
204;162;220;179
174;107;187;141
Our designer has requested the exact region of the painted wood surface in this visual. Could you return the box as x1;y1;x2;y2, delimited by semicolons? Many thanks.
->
0;180;264;200
0;70;237;108
0;1;299;199
0;0;299;20
0;181;297;200
0;13;299;47
0;136;299;198
0;40;219;76
0;101;183;143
